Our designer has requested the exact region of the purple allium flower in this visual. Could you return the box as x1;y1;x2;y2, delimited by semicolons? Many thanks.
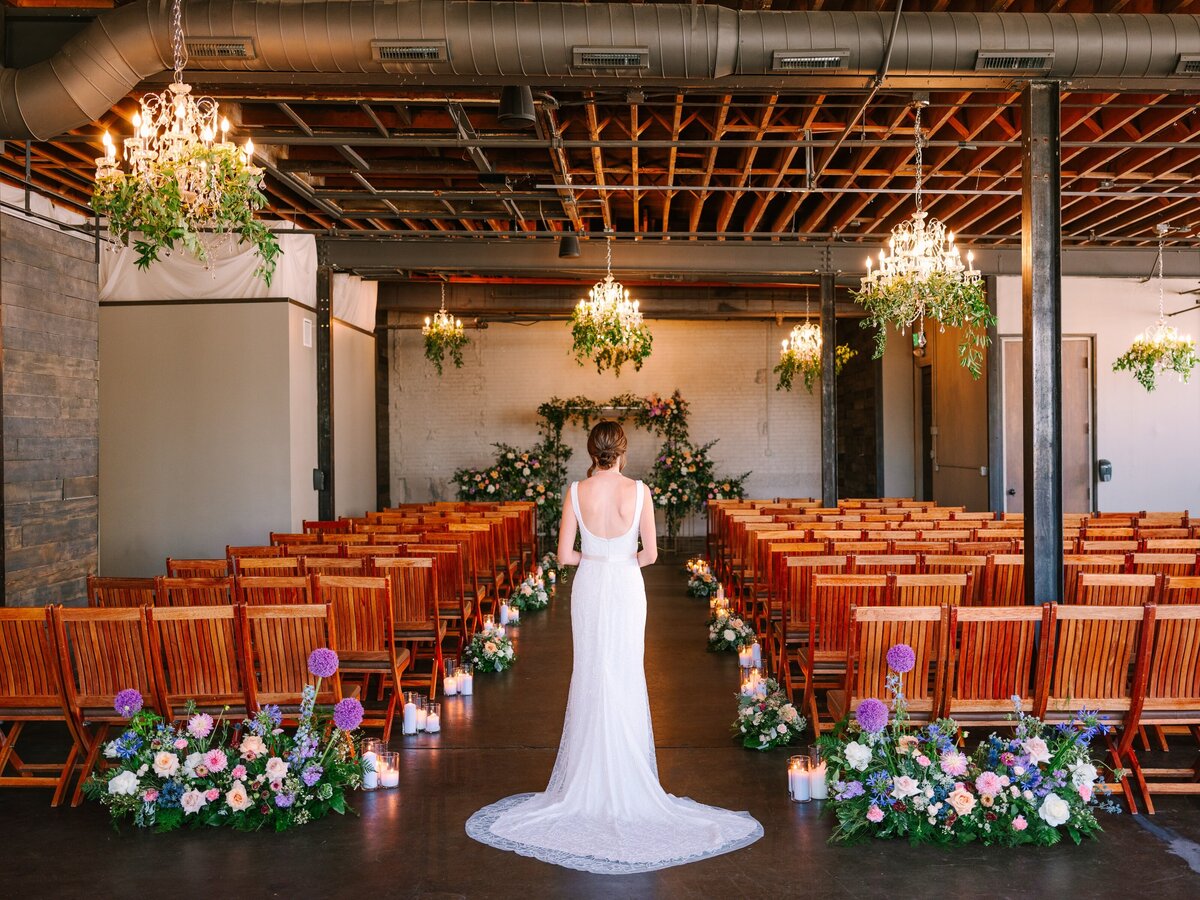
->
886;643;916;674
302;765;324;787
114;688;143;718
332;697;364;731
307;647;339;679
855;698;889;733
274;793;294;809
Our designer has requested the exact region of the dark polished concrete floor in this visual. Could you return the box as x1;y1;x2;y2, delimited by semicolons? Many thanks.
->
4;552;1200;899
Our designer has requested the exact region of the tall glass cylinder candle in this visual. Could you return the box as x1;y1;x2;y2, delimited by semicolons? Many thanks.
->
425;701;441;733
361;737;385;791
443;659;458;697
737;646;754;668
379;751;400;788
458;662;474;696
402;692;418;735
499;604;510;625
415;695;429;731
789;755;812;802
751;641;762;667
809;745;828;800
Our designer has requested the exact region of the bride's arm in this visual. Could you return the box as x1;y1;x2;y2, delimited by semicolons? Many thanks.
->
556;489;582;566
637;483;658;567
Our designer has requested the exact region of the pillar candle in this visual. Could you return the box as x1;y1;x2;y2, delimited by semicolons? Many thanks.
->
737;646;753;667
442;673;458;697
425;713;441;733
789;764;811;801
809;761;828;800
509;605;520;623
402;699;417;735
415;705;428;731
380;765;399;788
499;604;510;625
361;751;379;790
459;672;473;696
751;641;762;667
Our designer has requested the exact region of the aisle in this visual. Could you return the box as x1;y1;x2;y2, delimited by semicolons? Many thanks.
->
2;552;1198;899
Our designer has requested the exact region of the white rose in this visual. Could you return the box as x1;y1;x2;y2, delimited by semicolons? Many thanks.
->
1070;762;1099;789
107;770;140;796
183;751;204;777
1022;737;1051;765
845;741;872;771
103;741;118;759
152;751;180;778
723;629;736;642
1038;793;1071;828
180;789;208;815
264;757;289;781
504;645;513;658
891;775;921;799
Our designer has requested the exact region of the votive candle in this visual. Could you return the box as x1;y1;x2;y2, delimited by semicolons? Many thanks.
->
789;755;812;802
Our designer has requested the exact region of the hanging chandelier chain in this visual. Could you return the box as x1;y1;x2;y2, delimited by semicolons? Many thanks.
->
606;233;613;279
913;105;924;213
171;0;187;84
440;280;447;314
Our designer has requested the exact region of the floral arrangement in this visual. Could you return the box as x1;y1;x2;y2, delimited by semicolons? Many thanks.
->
94;142;280;284
688;569;719;599
733;676;806;750
510;573;550;612
1112;323;1198;392
463;626;516;673
816;643;1123;846
539;552;567;588
423;323;470;376
855;274;995;379
775;342;857;393
82;649;364;832
568;281;654;375
707;608;756;651
648;441;749;539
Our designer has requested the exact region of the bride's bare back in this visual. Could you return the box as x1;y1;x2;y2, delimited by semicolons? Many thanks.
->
558;471;657;566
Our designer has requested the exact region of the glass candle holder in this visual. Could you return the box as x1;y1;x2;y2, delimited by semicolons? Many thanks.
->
378;751;400;788
414;694;429;732
360;738;386;790
402;691;419;735
458;662;474;696
425;701;441;733
788;755;812;802
809;745;828;800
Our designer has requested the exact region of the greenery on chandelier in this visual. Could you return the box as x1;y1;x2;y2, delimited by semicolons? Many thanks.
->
775;343;857;393
854;273;994;378
453;390;748;542
1112;328;1198;392
92;143;280;284
568;300;654;375
423;327;471;376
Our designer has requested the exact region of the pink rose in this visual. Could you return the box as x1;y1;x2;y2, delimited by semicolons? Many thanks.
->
142;789;159;803
1022;737;1051;765
1012;815;1028;831
205;788;220;802
1078;784;1093;803
866;805;885;823
948;786;977;817
975;771;1004;797
915;754;931;768
173;738;189;750
231;764;247;781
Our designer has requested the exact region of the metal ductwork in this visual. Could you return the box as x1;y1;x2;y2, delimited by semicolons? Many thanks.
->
4;0;1200;140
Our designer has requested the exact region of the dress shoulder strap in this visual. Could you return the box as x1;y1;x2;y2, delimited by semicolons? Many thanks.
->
569;481;581;523
633;479;645;522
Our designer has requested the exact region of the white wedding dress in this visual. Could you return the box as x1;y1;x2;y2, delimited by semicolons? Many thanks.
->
466;480;763;874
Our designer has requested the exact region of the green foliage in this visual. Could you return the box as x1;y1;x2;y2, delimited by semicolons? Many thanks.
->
775;343;856;392
424;328;471;375
646;440;749;539
853;272;994;378
569;303;653;375
1112;329;1198;391
92;143;280;284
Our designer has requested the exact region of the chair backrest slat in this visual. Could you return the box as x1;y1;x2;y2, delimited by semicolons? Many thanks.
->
154;576;234;607
235;575;316;606
146;605;244;719
315;575;393;653
87;576;156;608
54;607;156;713
0;608;62;706
239;604;337;709
810;574;888;653
166;557;230;579
891;573;970;607
374;557;438;627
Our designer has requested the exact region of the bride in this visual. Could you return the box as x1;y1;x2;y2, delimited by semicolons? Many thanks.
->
466;421;763;874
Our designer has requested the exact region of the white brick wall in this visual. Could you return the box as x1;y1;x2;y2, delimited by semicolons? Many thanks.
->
389;318;821;533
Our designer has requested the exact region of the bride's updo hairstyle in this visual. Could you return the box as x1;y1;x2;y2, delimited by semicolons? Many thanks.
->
586;420;628;477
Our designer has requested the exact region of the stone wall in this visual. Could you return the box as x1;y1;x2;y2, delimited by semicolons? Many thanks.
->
1;213;99;605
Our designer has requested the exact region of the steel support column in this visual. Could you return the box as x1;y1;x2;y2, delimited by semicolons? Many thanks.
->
1021;82;1064;605
820;271;837;507
316;265;335;520
985;274;1005;513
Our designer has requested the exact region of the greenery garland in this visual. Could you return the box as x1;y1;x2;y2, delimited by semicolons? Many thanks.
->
853;273;994;378
1112;328;1198;392
93;143;281;284
424;328;470;376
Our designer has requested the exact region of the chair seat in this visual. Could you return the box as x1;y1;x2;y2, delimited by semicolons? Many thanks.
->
827;689;849;722
396;624;445;641
795;647;847;673
339;648;412;671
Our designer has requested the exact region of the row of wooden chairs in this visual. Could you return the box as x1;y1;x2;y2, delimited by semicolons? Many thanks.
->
1;586;416;807
825;602;1200;814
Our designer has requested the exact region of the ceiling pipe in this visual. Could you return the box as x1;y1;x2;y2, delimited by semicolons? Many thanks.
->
4;1;1200;140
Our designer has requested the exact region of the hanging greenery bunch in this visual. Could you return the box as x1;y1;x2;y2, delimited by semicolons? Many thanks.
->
569;296;653;375
776;342;857;393
423;326;470;375
1112;237;1198;392
94;136;281;284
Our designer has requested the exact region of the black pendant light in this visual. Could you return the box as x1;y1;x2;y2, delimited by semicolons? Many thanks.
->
498;86;536;129
558;230;581;259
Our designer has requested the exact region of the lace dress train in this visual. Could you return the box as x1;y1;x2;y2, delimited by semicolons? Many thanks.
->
466;481;763;874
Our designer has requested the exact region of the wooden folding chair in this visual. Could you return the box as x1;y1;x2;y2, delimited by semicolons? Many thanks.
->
226;545;282;560
891;573;970;607
1038;604;1149;813
301;557;366;576
86;576;156;608
145;605;247;722
374;557;446;697
773;555;848;690
0;608;80;806
853;554;919;576
799;574;888;734
954;539;1016;555
321;533;370;545
270;532;310;546
1124;604;1200;813
944;605;1050;727
165;557;230;578
829;605;946;728
1143;539;1200;553
1078;540;1139;555
831;540;889;556
53;606;157;806
238;604;342;719
983;554;1025;606
154;576;234;606
316;575;410;741
303;520;344;535
233;556;302;577
1163;576;1200;604
235;575;316;606
1131;553;1199;579
1073;572;1162;606
922;555;987;604
422;532;487;625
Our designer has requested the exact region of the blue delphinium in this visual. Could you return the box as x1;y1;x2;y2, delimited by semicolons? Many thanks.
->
157;780;184;809
114;730;143;760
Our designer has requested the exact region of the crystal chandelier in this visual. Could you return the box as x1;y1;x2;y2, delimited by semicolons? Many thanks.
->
568;237;653;375
853;102;992;378
774;292;855;393
1113;235;1197;392
422;283;470;375
92;0;279;282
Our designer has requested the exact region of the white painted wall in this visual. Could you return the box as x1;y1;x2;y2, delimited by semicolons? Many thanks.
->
333;320;377;518
996;276;1200;512
288;304;319;528
389;319;822;533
